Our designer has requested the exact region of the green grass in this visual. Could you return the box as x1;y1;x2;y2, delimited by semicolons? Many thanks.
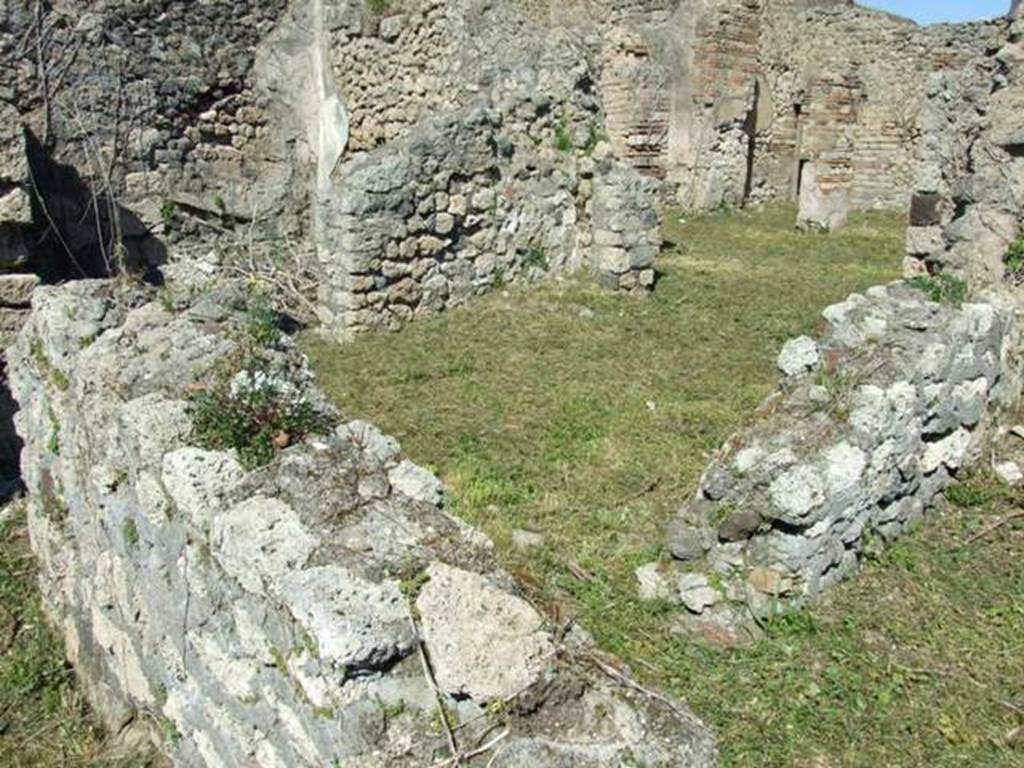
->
0;502;166;767
303;203;903;596
304;203;1023;765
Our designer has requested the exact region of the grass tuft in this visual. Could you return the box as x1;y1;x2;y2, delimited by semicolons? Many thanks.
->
907;273;968;306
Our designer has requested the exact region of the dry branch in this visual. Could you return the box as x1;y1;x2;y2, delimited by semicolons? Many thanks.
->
405;605;460;764
586;651;705;728
965;511;1024;545
430;729;510;768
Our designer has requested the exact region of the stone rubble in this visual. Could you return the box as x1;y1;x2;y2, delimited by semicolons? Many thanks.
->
993;460;1023;486
2;0;1024;763
3;0;1009;337
314;1;662;335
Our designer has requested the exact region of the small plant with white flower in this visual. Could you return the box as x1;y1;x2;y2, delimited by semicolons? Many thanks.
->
189;296;333;468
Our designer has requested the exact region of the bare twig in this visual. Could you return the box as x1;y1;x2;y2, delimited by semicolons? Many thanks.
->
586;651;705;728
567;561;595;583
615;476;663;506
406;605;459;763
450;682;534;735
33;0;52;146
25;162;90;279
0;613;21;656
66;71;130;276
430;729;510;768
222;264;321;320
999;698;1024;717
965;511;1024;544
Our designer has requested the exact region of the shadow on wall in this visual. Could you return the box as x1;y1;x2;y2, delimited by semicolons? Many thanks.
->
0;130;171;498
23;129;167;284
0;361;20;500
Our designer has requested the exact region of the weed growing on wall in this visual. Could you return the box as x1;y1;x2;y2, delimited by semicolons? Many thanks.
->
1004;235;1024;283
245;295;283;347
583;124;609;155
554;120;574;153
523;247;548;270
189;298;332;468
907;273;967;306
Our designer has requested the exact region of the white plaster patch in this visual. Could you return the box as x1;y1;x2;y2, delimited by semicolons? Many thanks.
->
824;442;867;495
769;464;826;522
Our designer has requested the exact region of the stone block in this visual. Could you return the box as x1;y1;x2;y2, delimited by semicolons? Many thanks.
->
416;562;554;702
905;226;944;256
0;273;40;307
909;193;945;227
797;162;850;232
777;336;821;377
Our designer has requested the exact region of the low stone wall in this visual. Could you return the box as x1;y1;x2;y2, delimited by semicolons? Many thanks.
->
640;282;1020;642
9;278;714;767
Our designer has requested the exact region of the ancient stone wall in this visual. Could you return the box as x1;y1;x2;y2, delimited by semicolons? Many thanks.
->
597;1;679;180
904;16;1024;289
10;277;715;767
635;4;1024;642
317;106;659;334
5;0;1008;341
593;0;1007;214
1;0;303;243
759;7;1005;214
640;283;1021;642
314;2;661;335
643;5;1023;621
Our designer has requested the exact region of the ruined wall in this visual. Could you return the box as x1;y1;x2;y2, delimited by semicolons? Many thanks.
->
0;104;39;476
759;7;1005;214
597;1;679;180
592;0;1007;214
1;0;303;244
641;283;1020;642
639;11;1024;641
314;1;662;335
10;277;715;767
904;16;1024;289
325;1;457;154
5;0;1008;341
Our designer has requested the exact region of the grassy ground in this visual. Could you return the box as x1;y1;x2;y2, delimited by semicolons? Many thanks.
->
0;502;164;768
305;203;1024;766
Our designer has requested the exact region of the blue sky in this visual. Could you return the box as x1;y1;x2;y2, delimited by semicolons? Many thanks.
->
858;0;1011;24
